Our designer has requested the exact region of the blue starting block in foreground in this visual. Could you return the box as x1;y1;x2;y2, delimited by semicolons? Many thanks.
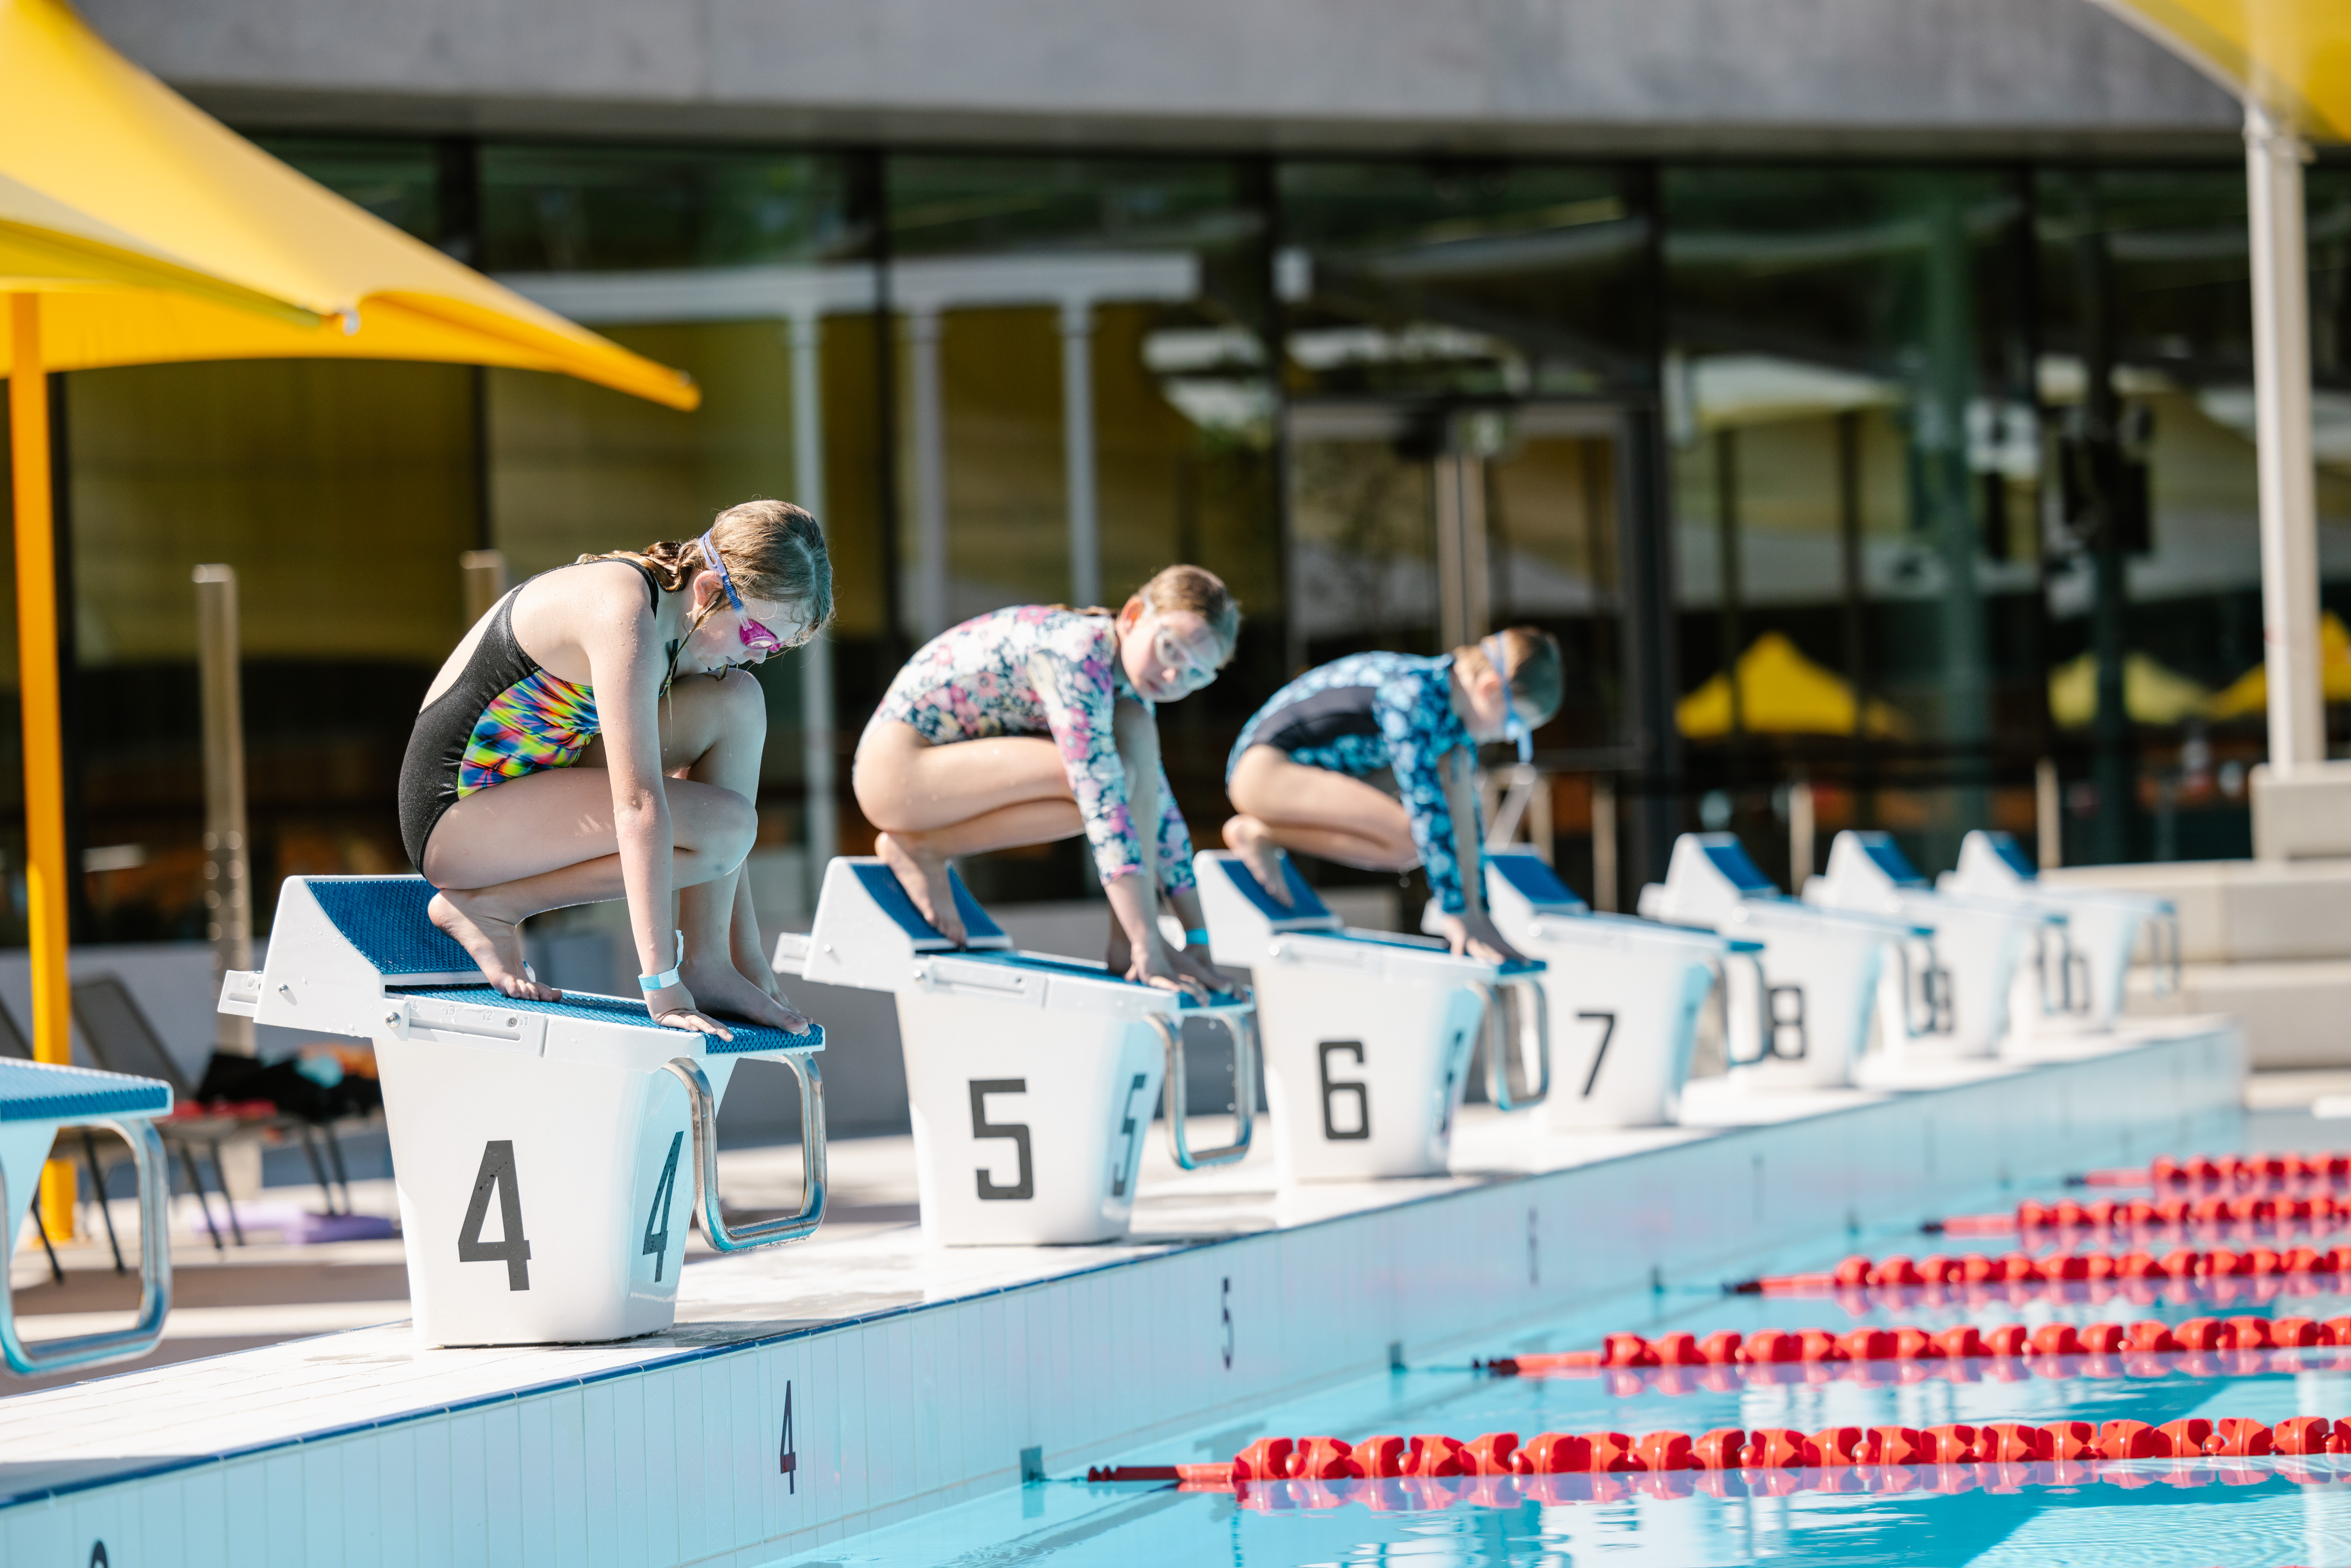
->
0;1057;173;1375
777;858;1255;1246
221;876;826;1346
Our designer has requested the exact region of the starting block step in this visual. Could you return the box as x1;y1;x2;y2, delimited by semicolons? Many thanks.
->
224;875;827;1347
0;1058;173;1377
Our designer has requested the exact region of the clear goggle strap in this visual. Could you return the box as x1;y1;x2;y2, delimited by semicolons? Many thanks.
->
1481;634;1534;764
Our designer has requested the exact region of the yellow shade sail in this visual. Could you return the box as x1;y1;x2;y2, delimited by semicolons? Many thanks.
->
2203;611;2351;717
1678;632;1911;740
0;0;697;406
2048;649;2213;728
2095;0;2351;140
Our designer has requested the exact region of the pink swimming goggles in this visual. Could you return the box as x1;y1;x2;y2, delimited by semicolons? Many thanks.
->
699;533;787;657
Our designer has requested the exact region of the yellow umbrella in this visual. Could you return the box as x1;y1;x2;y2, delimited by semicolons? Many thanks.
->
2093;1;2351;140
2048;650;2214;728
2203;611;2351;717
1;0;699;1234
1678;632;1911;740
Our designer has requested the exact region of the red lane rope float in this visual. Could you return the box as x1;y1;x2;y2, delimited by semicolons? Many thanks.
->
1088;1418;2351;1507
1735;1246;2351;1295
1932;1193;2351;1237
2078;1153;2351;1191
1478;1318;2351;1390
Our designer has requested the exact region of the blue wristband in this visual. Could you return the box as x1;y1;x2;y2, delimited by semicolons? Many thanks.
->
639;929;685;992
1184;927;1211;947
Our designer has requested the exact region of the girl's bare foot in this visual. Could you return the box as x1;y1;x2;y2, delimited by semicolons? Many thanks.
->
876;831;965;944
1222;815;1291;907
681;959;812;1033
429;890;560;1001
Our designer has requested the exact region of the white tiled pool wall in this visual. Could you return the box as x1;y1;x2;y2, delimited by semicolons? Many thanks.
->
5;1024;2242;1568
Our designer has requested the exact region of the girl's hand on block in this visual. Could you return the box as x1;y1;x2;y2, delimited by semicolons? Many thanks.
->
1437;912;1526;968
1130;941;1212;1004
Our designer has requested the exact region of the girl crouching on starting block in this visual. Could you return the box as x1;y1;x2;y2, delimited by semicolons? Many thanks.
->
853;567;1239;1000
1222;627;1564;963
399;499;830;1039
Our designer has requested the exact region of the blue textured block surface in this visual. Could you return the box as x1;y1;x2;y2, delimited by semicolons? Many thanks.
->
307;877;478;976
0;1059;171;1122
392;985;822;1054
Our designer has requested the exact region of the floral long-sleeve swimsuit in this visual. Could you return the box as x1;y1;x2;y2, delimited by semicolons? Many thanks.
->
1227;650;1482;913
872;607;1196;896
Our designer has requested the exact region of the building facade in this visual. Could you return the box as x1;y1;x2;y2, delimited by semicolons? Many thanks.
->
9;0;2347;940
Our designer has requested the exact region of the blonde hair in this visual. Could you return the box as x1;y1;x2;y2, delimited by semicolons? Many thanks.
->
581;498;834;642
1455;626;1565;724
1060;564;1243;669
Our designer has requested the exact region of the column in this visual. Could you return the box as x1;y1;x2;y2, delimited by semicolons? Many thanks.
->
2247;101;2325;774
1060;298;1101;608
904;306;949;640
790;310;839;895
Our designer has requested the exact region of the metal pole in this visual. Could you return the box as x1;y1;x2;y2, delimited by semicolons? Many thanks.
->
194;565;253;1057
904;307;948;640
10;293;74;1238
1788;777;1815;894
2246;101;2326;775
2036;756;2063;870
459;548;507;626
1059;300;1101;609
1591;776;1618;913
790;311;839;901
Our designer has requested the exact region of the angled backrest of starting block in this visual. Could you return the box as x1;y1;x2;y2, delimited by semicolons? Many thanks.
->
225;875;826;1346
0;1059;173;1375
789;856;1254;1245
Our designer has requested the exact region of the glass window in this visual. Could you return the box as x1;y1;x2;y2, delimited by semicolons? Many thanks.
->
2037;167;2351;864
481;146;867;272
255;135;444;243
1277;161;1653;401
1664;165;2036;879
882;154;1281;899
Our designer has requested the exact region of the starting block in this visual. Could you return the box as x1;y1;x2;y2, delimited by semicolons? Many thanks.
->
1472;847;1746;1129
1195;850;1549;1182
1938;830;2180;1037
222;877;826;1347
782;859;1254;1246
1640;834;1937;1090
1805;831;2063;1061
0;1059;172;1375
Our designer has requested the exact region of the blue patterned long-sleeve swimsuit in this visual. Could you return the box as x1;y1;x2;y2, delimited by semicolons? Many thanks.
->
1227;651;1482;912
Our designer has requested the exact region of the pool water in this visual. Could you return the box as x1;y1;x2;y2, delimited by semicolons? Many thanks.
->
782;1151;2351;1567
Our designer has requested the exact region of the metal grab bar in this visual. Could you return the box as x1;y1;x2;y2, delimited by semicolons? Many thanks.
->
2140;910;2182;998
1474;978;1552;1110
1151;1012;1255;1170
1;1118;171;1376
661;1056;828;1252
2034;924;2092;1016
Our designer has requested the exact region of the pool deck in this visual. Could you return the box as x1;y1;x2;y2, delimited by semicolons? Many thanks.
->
0;1017;2242;1568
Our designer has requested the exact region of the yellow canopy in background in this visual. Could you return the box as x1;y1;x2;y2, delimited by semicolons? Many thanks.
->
2095;0;2351;141
2204;611;2351;717
1678;632;1911;740
0;0;697;404
2047;650;2213;728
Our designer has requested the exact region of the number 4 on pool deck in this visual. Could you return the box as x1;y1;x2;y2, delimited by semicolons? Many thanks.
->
778;1381;798;1492
457;1139;532;1291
